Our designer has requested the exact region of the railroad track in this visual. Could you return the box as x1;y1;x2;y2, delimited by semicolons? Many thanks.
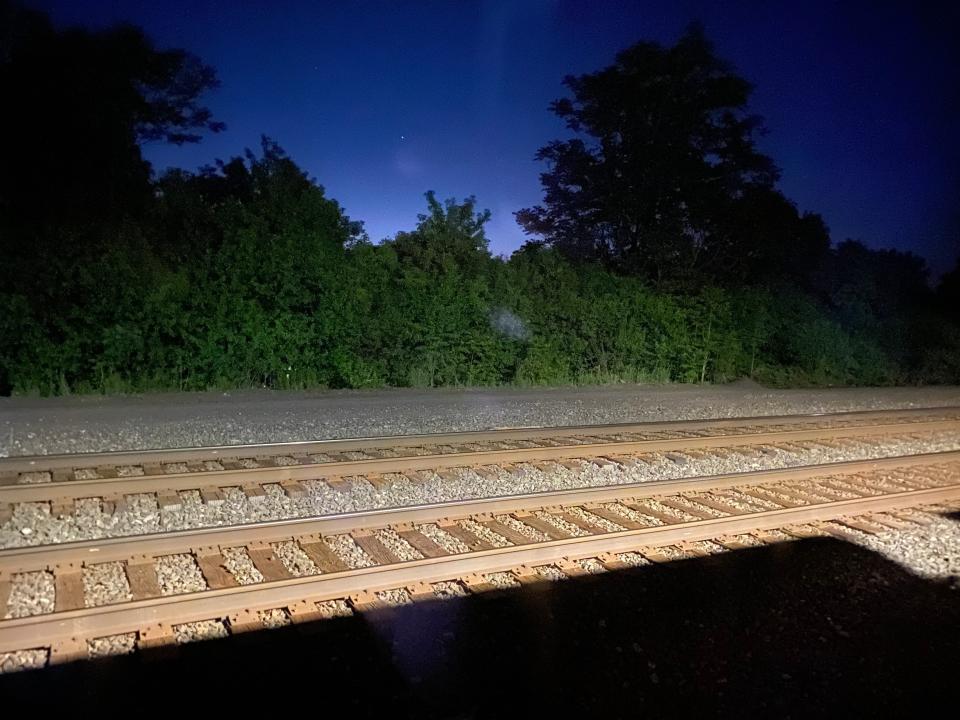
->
1;407;958;669
1;407;958;519
2;447;959;665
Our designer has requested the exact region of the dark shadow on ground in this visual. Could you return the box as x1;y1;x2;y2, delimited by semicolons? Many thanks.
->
2;523;958;718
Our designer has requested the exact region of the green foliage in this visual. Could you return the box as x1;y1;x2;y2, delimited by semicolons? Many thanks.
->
1;148;955;395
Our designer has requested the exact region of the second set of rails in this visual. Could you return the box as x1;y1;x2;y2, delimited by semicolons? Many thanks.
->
1;406;958;509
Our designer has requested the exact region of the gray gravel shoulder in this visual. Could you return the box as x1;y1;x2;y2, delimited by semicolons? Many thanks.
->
3;382;959;456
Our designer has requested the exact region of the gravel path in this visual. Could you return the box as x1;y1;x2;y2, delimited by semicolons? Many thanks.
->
3;434;957;549
3;382;959;457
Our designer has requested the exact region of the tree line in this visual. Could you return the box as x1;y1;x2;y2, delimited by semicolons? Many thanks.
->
1;5;958;395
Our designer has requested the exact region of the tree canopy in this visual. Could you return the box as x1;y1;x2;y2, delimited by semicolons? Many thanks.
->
516;23;828;286
389;192;492;276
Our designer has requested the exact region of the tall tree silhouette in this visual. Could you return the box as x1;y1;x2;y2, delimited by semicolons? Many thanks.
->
937;257;960;321
716;186;831;288
0;1;223;232
0;1;225;396
516;23;780;284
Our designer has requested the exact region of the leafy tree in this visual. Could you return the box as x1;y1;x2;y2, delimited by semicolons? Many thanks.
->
382;194;506;386
516;23;778;284
390;191;493;276
167;139;365;389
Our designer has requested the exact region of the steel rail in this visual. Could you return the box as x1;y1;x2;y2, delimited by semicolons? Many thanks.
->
2;417;958;505
1;481;957;653
3;405;957;472
1;450;957;571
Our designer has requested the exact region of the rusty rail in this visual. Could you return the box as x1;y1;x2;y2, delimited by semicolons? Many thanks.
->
1;450;957;658
1;408;957;505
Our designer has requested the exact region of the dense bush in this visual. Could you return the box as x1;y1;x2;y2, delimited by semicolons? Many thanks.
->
2;141;952;395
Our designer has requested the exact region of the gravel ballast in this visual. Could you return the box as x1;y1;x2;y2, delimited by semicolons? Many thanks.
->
4;383;960;457
155;554;207;596
87;633;137;658
258;608;292;629
315;599;353;618
847;516;960;582
535;564;568;581
0;649;48;674
173;619;228;644
83;562;132;607
3;571;54;618
271;541;320;577
375;528;424;561
220;547;264;585
484;571;521;588
418;523;471;554
376;588;413;606
432;580;468;598
325;534;375;569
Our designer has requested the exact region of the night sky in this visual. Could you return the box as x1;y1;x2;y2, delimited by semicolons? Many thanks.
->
32;0;960;274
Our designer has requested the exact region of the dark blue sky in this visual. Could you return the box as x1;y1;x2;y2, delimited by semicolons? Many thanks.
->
34;0;960;273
